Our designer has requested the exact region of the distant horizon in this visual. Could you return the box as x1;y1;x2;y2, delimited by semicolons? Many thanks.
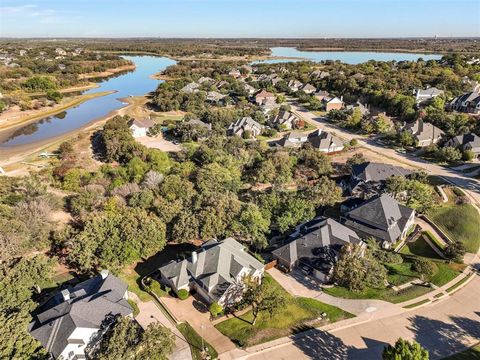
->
1;0;479;38
1;36;479;40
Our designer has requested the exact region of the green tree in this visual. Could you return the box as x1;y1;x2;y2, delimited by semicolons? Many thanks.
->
438;147;461;162
209;302;223;317
444;241;466;263
303;177;342;208
412;258;436;281
241;276;287;325
233;203;270;250
383;338;429;360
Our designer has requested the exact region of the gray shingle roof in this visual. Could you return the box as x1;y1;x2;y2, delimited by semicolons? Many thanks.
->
404;120;444;142
29;272;132;358
351;162;412;183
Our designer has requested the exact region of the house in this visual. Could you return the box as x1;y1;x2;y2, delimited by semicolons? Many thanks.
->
271;75;283;86
323;96;344;112
228;69;241;78
403;119;444;147
310;70;330;79
270;110;300;130
206;91;226;104
198;76;215;85
314;90;330;102
55;47;67;56
184;118;212;131
272;217;363;281
445;133;480;158
288;79;303;92
351;73;365;81
158;238;264;306
348;162;412;198
301;84;316;94
448;92;480;114
228;117;263;138
128;118;155;138
29;271;132;360
243;83;256;95
341;194;415;245
216;80;230;89
415;87;444;104
307;129;344;153
255;89;276;106
276;132;309;148
181;82;200;93
346;101;370;116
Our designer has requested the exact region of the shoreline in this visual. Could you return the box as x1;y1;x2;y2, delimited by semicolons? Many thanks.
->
78;63;136;80
0;95;137;167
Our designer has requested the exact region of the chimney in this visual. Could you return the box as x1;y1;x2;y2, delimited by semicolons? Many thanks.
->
100;269;109;279
61;289;70;301
191;251;198;264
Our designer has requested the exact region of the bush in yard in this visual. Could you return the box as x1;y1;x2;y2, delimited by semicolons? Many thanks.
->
383;338;429;360
412;258;436;281
177;289;189;300
209;302;223;317
444;241;466;263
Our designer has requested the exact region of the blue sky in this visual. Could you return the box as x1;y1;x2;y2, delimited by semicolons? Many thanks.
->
0;0;479;38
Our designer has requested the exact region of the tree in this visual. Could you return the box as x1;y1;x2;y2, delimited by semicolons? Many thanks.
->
46;89;63;103
412;258;436;282
444;241;466;263
233;203;270;250
346;153;365;169
462;149;474;162
95;316;174;360
241;276;286;325
333;244;388;291
383;338;429;360
438;146;462;162
303;177;342;208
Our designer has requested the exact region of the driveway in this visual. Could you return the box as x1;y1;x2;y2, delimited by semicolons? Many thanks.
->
234;274;480;360
135;300;192;360
135;135;182;152
162;295;237;354
267;268;404;319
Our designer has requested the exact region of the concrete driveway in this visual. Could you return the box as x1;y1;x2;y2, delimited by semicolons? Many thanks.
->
239;274;480;360
135;135;181;152
162;295;237;354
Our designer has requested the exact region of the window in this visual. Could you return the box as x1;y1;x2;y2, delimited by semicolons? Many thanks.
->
68;351;74;359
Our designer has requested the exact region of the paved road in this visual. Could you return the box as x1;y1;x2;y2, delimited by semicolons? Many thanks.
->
240;274;480;360
290;103;480;206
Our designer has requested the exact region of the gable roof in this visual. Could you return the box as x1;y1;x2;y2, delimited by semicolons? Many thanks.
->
307;129;343;151
129;118;155;129
451;133;480;151
351;162;412;183
29;272;132;358
404;120;444;141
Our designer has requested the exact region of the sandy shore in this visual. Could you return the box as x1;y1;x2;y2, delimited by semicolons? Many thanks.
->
78;64;136;80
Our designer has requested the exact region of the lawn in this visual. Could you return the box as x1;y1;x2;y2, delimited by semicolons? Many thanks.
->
118;267;152;302
177;322;218;360
444;343;480;360
428;203;480;253
215;275;353;347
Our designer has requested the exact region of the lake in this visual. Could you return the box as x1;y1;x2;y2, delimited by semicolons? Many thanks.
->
254;47;442;65
0;55;176;147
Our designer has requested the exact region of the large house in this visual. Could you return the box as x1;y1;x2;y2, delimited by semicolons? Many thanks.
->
272;217;363;281
348;162;412;199
403;119;444;147
158;238;264;306
254;89;276;106
181;82;200;93
341;194;415;245
301;84;316;94
307;129;344;153
314;90;330;102
29;271;132;360
128;118;155;138
323;96;344;112
448;91;480;114
270;110;300;130
415;87;444;104
228;117;263;138
206;91;226;104
445;133;480;158
276;132;309;148
288;79;303;92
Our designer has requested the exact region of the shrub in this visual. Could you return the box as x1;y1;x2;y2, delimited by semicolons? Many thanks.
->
177;289;189;300
209;302;223;317
412;258;436;281
462;149;474;162
349;138;358;147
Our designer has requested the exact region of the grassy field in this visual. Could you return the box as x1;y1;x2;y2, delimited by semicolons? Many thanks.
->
428;203;480;253
444;343;480;360
215;275;353;347
177;322;218;360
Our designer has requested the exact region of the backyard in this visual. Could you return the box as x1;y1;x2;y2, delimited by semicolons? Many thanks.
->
215;275;353;347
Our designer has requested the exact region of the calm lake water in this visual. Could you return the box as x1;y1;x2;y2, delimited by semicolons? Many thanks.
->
254;47;442;65
1;55;176;147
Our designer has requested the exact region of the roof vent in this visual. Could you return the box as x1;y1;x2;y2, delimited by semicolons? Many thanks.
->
61;289;70;301
191;251;198;264
100;269;109;279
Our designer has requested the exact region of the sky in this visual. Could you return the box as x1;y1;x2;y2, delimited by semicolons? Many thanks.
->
0;0;479;38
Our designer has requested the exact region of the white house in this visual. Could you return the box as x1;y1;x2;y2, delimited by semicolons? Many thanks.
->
29;271;132;360
128;118;155;138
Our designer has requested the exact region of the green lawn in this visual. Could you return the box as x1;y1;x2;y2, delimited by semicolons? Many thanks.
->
428;203;480;253
215;275;353;347
444;343;480;360
400;234;443;259
177;322;218;360
128;299;140;317
119;268;152;302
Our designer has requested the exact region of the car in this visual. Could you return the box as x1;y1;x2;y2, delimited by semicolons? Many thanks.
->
300;265;312;275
